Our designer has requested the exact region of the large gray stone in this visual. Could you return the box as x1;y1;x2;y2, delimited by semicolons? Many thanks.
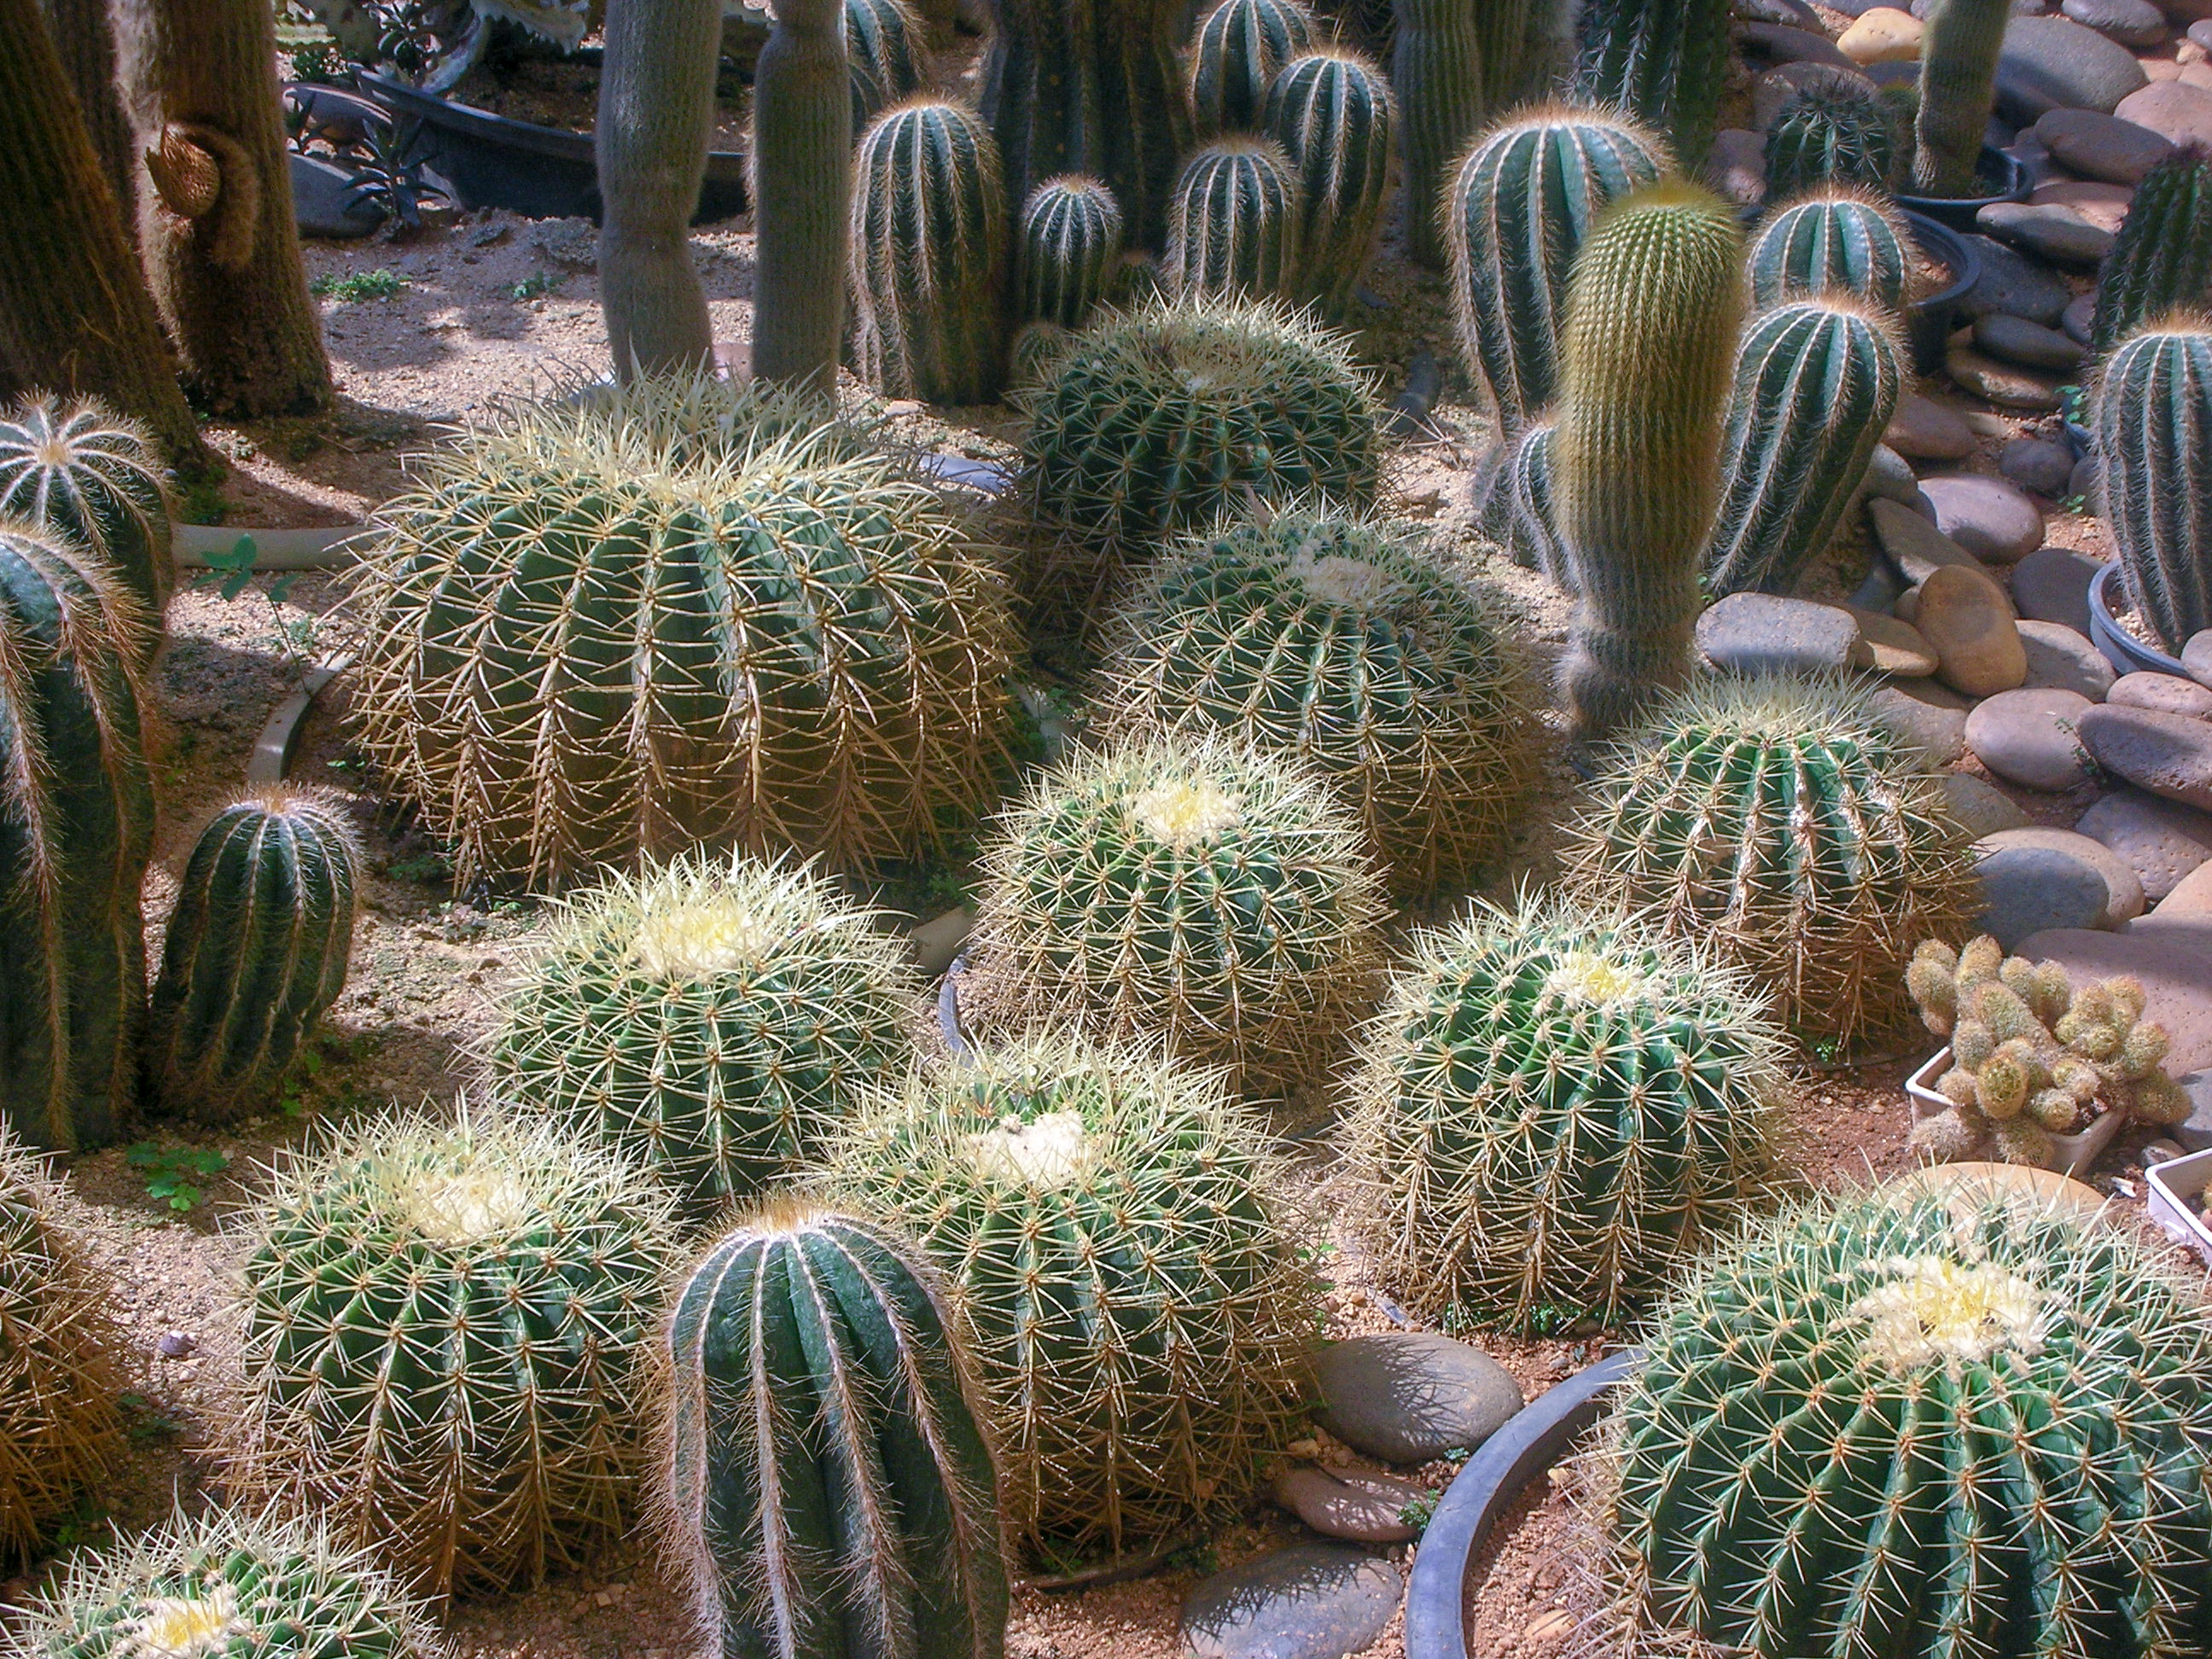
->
2018;619;2116;698
1980;825;2145;923
2035;107;2174;181
1887;394;1978;461
2028;178;2134;231
2011;544;2099;633
1965;685;2097;789
1862;442;1926;507
1995;15;2150;123
1697;592;1872;673
1920;474;2046;564
1871;678;1973;765
1947;344;2067;408
1976;842;2116;948
1312;1334;1524;1464
2110;670;2212;721
2149;856;2212;923
2000;434;2078;496
1958;234;2074;325
2076;789;2212;899
2079;703;2212;809
1738;20;1864;68
1945;772;2035;835
1272;1467;1429;1544
2011;924;2212;1075
2061;0;2168;44
1848;605;1940;675
2115;79;2212;146
1870;496;2002;588
1975;315;2089;375
1182;1546;1405;1659
1922;563;2031;696
2186;630;2212;690
290;151;384;239
1976;200;2116;265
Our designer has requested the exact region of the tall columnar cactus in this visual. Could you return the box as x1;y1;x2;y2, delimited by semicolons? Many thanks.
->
0;1129;123;1563
851;98;1010;405
1445;104;1669;436
1565;674;1981;1046
2094;317;2212;655
846;0;927;128
348;384;1014;889
1605;1186;2212;1656
821;1034;1318;1551
1190;0;1314;136
1912;0;2008;198
662;1206;1007;1659
1572;0;1731;168
1473;417;1569;584
1163;136;1304;300
1744;186;1910;311
1551;181;1743;747
1016;174;1125;329
1095;509;1532;894
0;393;172;618
490;851;921;1217
145;789;360;1127
1762;83;1899;201
749;0;851;392
1393;0;1488;268
223;1102;680;1598
1263;48;1395;316
0;521;154;1152
1343;894;1784;1329
2091;144;2212;355
1705;294;1906;598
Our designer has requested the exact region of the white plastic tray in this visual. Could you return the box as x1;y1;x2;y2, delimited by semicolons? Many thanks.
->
2146;1147;2212;1269
1906;1046;2127;1181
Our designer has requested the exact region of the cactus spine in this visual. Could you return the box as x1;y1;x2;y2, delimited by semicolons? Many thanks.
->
1263;48;1395;316
2091;144;2212;356
0;393;172;618
1163;135;1304;300
1190;0;1314;136
1912;0;2007;198
1551;181;1743;746
1705;294;1906;599
1763;84;1898;201
1744;186;1910;311
146;788;360;1126
2094;316;2212;655
1016;174;1124;329
851;98;1010;405
1572;0;1731;167
662;1205;1007;1659
1393;0;1488;268
1445;104;1669;436
847;0;928;129
750;0;851;392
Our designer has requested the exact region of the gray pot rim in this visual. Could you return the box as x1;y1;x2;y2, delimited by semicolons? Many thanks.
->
2089;558;2192;679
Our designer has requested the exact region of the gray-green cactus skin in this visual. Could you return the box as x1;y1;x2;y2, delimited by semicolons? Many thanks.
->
1705;295;1906;599
663;1205;1008;1659
1392;0;1487;270
847;0;927;129
750;0;851;392
0;394;172;620
1474;419;1568;585
1190;0;1314;136
1745;187;1909;311
1263;48;1395;316
2092;145;2212;356
851;97;1009;405
1016;174;1125;329
2095;317;2212;655
1912;0;2007;198
1163;135;1303;300
1445;104;1668;436
1763;83;1898;200
1572;0;1730;168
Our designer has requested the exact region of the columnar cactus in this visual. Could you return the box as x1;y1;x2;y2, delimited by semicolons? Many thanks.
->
2091;144;2212;355
0;393;172;617
0;521;154;1152
821;1033;1318;1550
1912;0;2008;198
749;0;851;392
1472;418;1569;584
1572;0;1731;167
1163;135;1304;300
663;1205;1007;1659
846;0;927;128
2094;316;2212;655
1565;674;1981;1046
1551;181;1743;746
146;789;360;1127
1343;894;1784;1329
1392;0;1488;267
224;1102;681;1598
1604;1186;2212;1656
1190;0;1314;135
851;97;1009;405
1744;186;1910;311
1762;83;1898;200
1705;294;1906;598
1263;47;1395;315
1444;104;1669;435
1015;174;1124;329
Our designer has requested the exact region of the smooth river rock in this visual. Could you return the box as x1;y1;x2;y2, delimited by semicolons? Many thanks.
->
1958;234;2074;325
1965;685;2096;789
1870;497;2002;589
2079;702;2212;809
1839;6;1924;60
1272;1467;1430;1545
2035;107;2174;181
1995;15;2150;122
2061;0;2167;46
2110;670;2212;721
1697;592;1872;673
2115;79;2212;146
1312;1333;1524;1464
2076;789;2212;899
2186;631;2212;690
1887;393;1978;460
1976;842;2116;947
1846;605;1941;675
2017;619;2116;698
1921;563;2030;696
1182;1545;1405;1659
2012;925;2212;1075
1976;199;2116;265
2011;544;2099;633
1920;474;2045;564
1999;434;2077;496
1871;679;1972;765
1945;772;2035;835
1979;825;2145;924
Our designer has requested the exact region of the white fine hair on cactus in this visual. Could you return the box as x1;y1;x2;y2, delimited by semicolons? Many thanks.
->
1131;776;1244;849
967;1109;1091;1189
1848;1252;2060;1377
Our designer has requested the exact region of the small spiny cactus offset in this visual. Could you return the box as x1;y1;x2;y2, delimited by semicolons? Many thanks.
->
223;1101;680;1598
1602;1185;2212;1657
1262;48;1396;316
846;0;928;128
1015;174;1125;330
145;789;360;1127
1094;508;1532;894
1445;104;1669;437
4;1508;442;1659
1162;135;1305;301
967;731;1388;1094
1190;0;1315;136
1705;294;1906;598
1010;319;1074;386
0;1129;124;1563
820;1033;1318;1551
1912;0;2008;197
851;97;1010;405
1744;185;1910;311
1565;674;1981;1047
1761;83;1899;200
2092;144;2212;355
1392;0;1488;268
2093;314;2212;655
489;851;921;1217
1572;0;1731;167
0;393;172;619
1471;418;1569;585
661;1204;1007;1659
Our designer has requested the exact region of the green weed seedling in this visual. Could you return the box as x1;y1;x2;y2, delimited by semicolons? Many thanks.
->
125;1143;230;1212
311;269;406;302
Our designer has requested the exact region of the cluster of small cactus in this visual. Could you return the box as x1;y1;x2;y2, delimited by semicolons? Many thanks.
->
1572;0;1731;168
1164;135;1304;300
1190;0;1313;136
1761;84;1897;201
2091;145;2212;355
0;393;172;620
1015;173;1125;330
1744;186;1910;311
1263;48;1395;315
2094;315;2212;656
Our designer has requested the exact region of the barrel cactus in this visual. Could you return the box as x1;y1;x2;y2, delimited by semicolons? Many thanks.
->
2093;147;2212;355
1015;174;1124;330
2094;315;2212;655
489;851;921;1217
1163;135;1304;301
1343;894;1784;1330
1262;47;1395;316
0;393;172;618
348;382;1014;889
1190;0;1314;135
1392;0;1487;268
1746;186;1910;311
1565;674;1981;1047
1573;0;1730;167
846;0;927;128
1762;83;1898;200
222;1102;680;1596
1604;1185;2212;1656
1472;418;1568;585
820;1033;1318;1550
662;1205;1007;1659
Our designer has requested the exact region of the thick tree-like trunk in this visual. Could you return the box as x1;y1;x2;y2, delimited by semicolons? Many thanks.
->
44;0;136;210
112;0;334;416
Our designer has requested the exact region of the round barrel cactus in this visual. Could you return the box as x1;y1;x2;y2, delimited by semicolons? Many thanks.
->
1190;0;1314;134
1762;83;1897;200
1262;47;1395;316
2092;148;2212;355
1473;416;1567;584
1746;186;1909;311
0;393;172;618
2095;316;2212;655
1573;0;1730;166
1162;135;1304;301
846;0;926;128
1016;173;1125;330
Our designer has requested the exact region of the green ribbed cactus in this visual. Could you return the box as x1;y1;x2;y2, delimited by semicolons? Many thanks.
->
1572;0;1730;168
847;0;927;128
0;521;154;1152
1473;418;1569;584
663;1204;1006;1659
2091;145;2212;356
1016;174;1124;329
9;1509;441;1659
1163;135;1303;300
1745;186;1910;311
1445;103;1669;436
969;731;1386;1093
1912;0;2007;198
0;1129;123;1563
1343;894;1784;1329
1763;83;1899;201
1551;180;1743;746
1565;675;1981;1046
1095;509;1531;894
1263;48;1395;316
1393;0;1487;268
750;0;850;392
2094;316;2212;655
348;381;1014;889
1705;294;1906;598
1190;0;1314;135
490;851;920;1217
224;1102;680;1598
0;393;172;618
146;789;359;1127
821;1033;1318;1550
1605;1185;2212;1656
851;98;1009;405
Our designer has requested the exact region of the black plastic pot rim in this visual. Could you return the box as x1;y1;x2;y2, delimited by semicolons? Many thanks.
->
1894;143;2033;219
2089;558;2192;679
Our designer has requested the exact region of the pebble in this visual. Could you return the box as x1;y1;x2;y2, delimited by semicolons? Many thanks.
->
1958;234;2075;325
2018;619;2116;698
2063;290;2098;345
1869;496;2005;590
2110;670;2212;720
1181;1545;1405;1659
1839;6;1924;61
1980;825;2146;924
1965;685;2097;789
1922;563;2030;696
2010;927;2212;1074
1886;393;1979;461
2076;789;2212;899
2116;80;2212;146
156;1331;196;1359
1945;771;2035;835
1312;1333;1524;1464
2149;857;2212;923
2079;703;2212;810
1976;200;2116;265
1845;604;1940;674
2036;107;2175;182
1975;312;2089;373
1861;442;1926;506
2028;178;2133;232
1704;127;1770;206
1738;20;1863;70
1999;434;2078;496
2186;631;2212;690
1994;15;2150;122
2195;19;2212;51
1870;677;1973;765
1976;842;2116;948
1947;343;2067;408
1272;1467;1430;1544
2061;0;2168;45
1697;592;1872;674
2011;544;2100;635
1738;0;1825;26
1922;474;2045;565
2069;454;2099;503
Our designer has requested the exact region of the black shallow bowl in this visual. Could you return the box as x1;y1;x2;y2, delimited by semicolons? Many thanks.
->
1901;211;1980;377
1894;143;2032;234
